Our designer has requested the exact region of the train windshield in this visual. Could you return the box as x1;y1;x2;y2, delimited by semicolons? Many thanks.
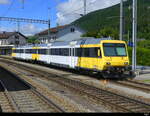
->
103;43;127;57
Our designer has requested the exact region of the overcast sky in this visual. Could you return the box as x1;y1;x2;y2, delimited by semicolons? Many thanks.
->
0;0;123;36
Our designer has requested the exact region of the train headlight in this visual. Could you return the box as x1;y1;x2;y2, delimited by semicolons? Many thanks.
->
106;62;111;65
124;62;128;65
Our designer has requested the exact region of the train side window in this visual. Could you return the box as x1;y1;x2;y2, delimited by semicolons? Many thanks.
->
85;48;89;57
38;49;48;55
49;49;51;55
32;49;37;54
63;48;69;56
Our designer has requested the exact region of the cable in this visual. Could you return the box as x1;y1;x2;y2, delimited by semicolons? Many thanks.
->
60;1;95;17
1;0;15;17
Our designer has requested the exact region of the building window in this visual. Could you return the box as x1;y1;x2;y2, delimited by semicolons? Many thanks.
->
70;28;75;32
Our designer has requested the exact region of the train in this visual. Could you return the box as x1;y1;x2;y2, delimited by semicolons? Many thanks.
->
12;37;136;79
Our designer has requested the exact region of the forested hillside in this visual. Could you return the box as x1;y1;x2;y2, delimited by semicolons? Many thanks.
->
73;0;150;40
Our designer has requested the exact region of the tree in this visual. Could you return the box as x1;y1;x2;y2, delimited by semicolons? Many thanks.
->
27;36;40;44
97;27;119;40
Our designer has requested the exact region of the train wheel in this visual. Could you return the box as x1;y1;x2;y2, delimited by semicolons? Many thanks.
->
101;72;109;79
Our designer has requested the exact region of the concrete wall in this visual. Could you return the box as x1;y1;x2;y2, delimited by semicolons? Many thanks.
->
7;34;27;45
38;33;57;44
57;25;86;41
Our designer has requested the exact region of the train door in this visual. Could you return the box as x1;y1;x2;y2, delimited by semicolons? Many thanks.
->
70;47;75;68
22;49;25;59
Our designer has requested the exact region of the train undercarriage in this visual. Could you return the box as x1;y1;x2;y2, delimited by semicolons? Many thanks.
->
101;66;136;79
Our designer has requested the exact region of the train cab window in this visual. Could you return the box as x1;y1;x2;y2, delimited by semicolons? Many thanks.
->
103;43;127;56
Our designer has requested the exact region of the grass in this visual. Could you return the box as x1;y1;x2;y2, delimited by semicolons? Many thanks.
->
142;80;150;83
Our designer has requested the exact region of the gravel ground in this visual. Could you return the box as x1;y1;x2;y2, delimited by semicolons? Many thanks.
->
0;61;110;112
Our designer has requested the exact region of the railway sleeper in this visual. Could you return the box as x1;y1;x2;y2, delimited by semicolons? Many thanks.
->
132;109;150;112
126;105;144;109
118;102;137;106
130;106;149;110
111;101;130;104
99;97;113;100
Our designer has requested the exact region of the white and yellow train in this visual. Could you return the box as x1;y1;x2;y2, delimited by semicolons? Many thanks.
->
12;37;135;79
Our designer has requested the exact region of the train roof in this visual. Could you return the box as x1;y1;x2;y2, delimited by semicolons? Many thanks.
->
14;37;112;48
76;37;111;45
51;37;111;46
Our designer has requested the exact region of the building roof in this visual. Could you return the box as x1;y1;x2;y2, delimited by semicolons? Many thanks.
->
36;25;69;36
0;32;27;39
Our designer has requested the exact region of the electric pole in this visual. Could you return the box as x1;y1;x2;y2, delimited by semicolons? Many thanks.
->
48;8;51;41
17;21;20;32
120;0;124;40
132;0;137;71
21;0;24;9
84;0;86;15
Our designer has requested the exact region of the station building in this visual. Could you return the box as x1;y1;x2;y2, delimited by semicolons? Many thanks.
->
36;24;86;43
0;31;27;55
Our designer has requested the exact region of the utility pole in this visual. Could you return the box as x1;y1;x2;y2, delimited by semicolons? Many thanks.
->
21;0;24;9
17;21;20;32
48;8;51;42
132;0;137;71
84;0;86;15
120;0;124;40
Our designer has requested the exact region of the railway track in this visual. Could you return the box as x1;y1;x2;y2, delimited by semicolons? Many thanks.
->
0;81;16;112
111;80;150;93
0;58;150;112
0;66;65;113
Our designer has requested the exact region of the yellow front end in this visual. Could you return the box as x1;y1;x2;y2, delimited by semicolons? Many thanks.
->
12;48;16;57
77;40;130;72
101;40;129;70
32;47;40;60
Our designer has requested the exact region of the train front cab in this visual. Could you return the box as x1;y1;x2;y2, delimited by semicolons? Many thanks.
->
100;40;135;79
76;40;135;79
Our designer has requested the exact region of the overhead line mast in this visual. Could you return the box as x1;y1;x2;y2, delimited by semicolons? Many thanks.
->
84;0;87;15
120;0;124;40
132;0;137;71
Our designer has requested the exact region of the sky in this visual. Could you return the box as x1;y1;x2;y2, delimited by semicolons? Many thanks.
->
0;0;123;36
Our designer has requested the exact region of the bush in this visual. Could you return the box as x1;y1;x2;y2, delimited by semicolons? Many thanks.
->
137;40;150;49
128;47;150;66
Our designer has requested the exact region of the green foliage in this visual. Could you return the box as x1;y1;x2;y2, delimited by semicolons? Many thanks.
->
82;31;98;38
97;27;119;39
27;36;40;44
137;40;150;49
82;27;119;40
128;47;150;66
